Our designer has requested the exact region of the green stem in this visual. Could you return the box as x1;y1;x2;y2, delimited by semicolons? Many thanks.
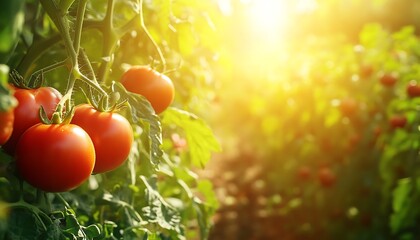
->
55;193;71;209
59;0;75;13
28;58;69;84
73;0;88;56
98;0;117;85
39;0;78;67
138;0;166;72
77;70;108;95
79;49;98;83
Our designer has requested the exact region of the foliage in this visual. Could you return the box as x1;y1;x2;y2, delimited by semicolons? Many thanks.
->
0;0;220;239
209;22;420;240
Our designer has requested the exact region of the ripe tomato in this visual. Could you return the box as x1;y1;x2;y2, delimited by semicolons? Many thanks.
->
16;123;95;192
339;98;358;117
297;166;311;180
359;65;374;79
379;73;397;87
318;167;336;187
389;115;407;129
407;80;420;98
71;104;133;174
120;66;175;114
0;109;14;145
3;87;62;153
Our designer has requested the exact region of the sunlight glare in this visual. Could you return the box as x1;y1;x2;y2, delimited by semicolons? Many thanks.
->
247;0;289;37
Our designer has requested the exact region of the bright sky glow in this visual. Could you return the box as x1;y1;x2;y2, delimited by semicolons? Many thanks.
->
248;0;289;37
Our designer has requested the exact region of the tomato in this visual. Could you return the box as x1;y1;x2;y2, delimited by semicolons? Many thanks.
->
389;115;407;129
339;98;358;117
359;64;373;79
120;66;175;114
3;87;62;153
379;73;397;87
297;165;311;180
16;123;95;192
318;167;336;187
71;104;133;174
406;80;420;98
0;109;14;145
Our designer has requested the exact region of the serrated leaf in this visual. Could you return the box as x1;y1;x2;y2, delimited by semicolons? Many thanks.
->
162;108;221;168
140;176;182;235
115;82;163;165
63;212;81;235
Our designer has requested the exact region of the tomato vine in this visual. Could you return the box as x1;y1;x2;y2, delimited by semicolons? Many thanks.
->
0;0;221;239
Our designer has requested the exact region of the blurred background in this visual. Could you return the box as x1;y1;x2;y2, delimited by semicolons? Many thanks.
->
193;0;420;239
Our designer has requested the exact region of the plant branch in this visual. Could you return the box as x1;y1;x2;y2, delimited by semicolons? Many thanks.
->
39;0;78;67
73;0;88;56
138;0;166;72
97;0;117;85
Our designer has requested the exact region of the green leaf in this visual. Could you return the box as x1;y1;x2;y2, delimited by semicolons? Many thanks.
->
6;208;43;240
115;82;163;165
140;176;183;236
0;65;17;112
390;178;420;235
63;211;81;235
83;224;101;239
162;108;221;168
0;0;25;61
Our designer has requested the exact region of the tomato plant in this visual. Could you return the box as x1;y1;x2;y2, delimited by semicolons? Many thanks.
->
3;86;62;153
71;104;133;174
16;123;95;192
120;66;175;114
208;19;420;239
0;0;220;239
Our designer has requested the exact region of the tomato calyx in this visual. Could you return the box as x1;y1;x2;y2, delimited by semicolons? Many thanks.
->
82;81;127;113
9;69;44;90
39;101;75;125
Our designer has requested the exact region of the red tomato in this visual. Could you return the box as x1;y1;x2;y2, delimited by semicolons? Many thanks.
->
0;109;14;145
71;104;133;174
379;73;397;87
120;66;175;114
297;166;311;180
407;80;420;98
389;115;407;129
359;65;374;79
3;87;62;153
318;167;336;187
339;98;358;117
16;123;95;192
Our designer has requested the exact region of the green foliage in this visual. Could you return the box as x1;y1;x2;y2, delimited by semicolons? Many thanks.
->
162;108;221;168
0;0;220;239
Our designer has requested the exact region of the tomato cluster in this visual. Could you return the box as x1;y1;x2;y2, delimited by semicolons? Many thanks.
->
0;66;174;193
